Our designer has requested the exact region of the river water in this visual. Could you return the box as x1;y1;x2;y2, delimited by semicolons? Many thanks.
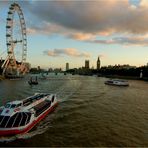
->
0;74;148;147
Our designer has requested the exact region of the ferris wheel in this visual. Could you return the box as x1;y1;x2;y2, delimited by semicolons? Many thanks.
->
2;2;27;76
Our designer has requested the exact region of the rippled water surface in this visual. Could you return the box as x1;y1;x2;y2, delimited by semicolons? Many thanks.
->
0;74;148;147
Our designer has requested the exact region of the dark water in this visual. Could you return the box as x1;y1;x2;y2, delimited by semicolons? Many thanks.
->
0;74;148;147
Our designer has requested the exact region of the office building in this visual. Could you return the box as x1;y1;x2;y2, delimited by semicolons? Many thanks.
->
85;60;89;69
66;63;69;71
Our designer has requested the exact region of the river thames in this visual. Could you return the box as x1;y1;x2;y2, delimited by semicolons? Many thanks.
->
0;74;148;147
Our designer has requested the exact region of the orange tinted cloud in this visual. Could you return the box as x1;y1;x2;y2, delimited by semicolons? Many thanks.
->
24;0;148;46
44;48;91;57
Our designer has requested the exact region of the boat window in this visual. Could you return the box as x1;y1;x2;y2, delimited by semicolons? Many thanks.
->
0;116;10;128
16;103;22;107
11;104;16;108
5;114;17;128
19;112;31;126
5;103;11;108
51;96;54;102
13;113;22;127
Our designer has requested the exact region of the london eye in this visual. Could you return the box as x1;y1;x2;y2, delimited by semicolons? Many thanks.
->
2;2;27;77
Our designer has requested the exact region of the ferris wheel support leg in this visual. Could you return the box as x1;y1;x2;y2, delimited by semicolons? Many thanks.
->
2;59;10;76
1;56;9;69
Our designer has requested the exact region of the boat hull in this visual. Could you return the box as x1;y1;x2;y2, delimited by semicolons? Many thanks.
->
0;102;58;136
105;82;129;86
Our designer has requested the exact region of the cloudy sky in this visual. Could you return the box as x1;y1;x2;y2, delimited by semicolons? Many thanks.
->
0;0;148;69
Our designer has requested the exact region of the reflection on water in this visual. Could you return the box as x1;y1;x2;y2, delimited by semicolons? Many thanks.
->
0;74;148;146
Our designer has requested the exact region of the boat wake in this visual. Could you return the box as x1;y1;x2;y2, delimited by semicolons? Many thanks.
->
56;79;81;103
17;120;52;139
0;136;16;143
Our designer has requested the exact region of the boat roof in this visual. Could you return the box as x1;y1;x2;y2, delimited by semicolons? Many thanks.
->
7;100;22;105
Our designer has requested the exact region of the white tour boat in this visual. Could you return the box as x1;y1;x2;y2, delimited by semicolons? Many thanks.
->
0;93;58;136
104;79;129;86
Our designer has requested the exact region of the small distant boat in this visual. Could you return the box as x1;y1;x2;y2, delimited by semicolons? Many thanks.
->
0;93;58;136
105;79;129;86
28;76;38;85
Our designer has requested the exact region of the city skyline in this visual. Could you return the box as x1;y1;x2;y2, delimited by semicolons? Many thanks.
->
0;0;148;70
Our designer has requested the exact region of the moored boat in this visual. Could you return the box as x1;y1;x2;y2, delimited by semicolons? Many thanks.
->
104;79;129;86
28;76;38;85
0;93;58;136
